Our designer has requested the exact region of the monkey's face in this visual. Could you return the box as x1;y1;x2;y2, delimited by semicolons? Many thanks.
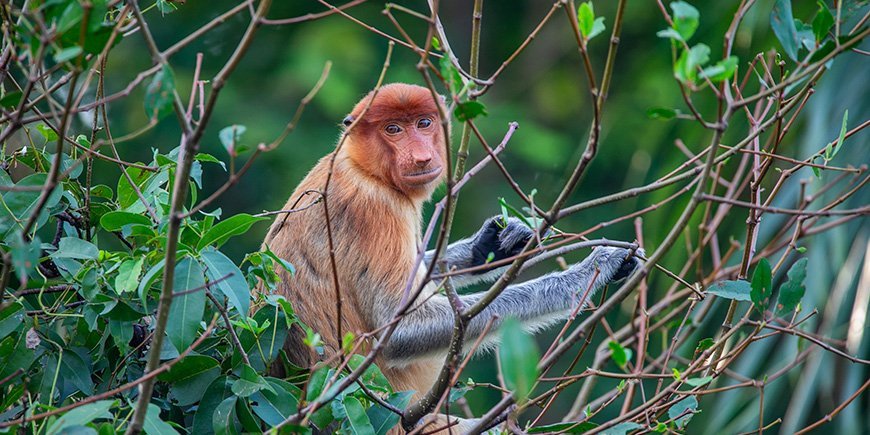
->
345;83;449;197
378;114;445;192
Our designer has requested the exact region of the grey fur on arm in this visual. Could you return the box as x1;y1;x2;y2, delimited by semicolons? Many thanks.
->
424;217;537;288
381;246;641;364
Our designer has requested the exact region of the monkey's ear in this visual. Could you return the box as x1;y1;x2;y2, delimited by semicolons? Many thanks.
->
342;115;354;127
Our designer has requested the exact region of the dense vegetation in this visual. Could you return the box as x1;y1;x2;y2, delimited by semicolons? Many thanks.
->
0;0;867;434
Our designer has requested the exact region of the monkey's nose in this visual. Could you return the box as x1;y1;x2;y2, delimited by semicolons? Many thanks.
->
414;157;432;168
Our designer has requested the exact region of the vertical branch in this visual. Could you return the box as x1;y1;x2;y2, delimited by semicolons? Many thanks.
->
125;1;272;433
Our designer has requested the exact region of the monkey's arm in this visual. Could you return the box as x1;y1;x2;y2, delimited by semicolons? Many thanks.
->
423;217;535;288
382;246;641;364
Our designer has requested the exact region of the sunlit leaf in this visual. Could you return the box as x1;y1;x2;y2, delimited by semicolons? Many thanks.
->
670;1;700;41
699;56;738;82
196;213;267;251
706;279;751;301
578;2;595;38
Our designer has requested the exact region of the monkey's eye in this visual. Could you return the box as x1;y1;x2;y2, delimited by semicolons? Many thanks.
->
384;124;403;135
417;118;433;129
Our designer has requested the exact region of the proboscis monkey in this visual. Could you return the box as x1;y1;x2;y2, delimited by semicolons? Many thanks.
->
262;83;641;432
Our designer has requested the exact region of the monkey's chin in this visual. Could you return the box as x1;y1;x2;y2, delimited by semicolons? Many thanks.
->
402;166;442;186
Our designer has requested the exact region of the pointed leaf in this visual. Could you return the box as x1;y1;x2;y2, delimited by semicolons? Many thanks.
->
706;280;751;301
166;257;206;352
200;248;250;316
196;213;267;251
750;258;773;313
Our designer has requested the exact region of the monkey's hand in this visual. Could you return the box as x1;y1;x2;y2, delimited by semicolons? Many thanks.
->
469;216;536;272
571;245;644;285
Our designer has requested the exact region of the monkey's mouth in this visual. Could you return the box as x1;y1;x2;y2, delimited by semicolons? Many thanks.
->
402;166;442;185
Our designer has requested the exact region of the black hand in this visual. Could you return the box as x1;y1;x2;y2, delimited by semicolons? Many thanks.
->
611;253;641;282
470;217;533;271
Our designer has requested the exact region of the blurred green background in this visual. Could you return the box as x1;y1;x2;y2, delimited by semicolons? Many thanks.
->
90;1;867;432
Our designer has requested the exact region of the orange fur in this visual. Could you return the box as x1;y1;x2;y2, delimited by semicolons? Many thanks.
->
260;84;449;409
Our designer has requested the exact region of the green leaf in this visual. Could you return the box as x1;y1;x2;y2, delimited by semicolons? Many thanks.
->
100;211;152;232
0;303;24;340
608;340;631;368
144;404;179;435
0;90;22;109
51;237;99;260
668;396;698;429
589;17;606;40
167;257;206;356
776;258;807;314
200;248;250;316
10;234;41;281
35;123;59;141
144;64;176;122
250;378;300;426
699;56;738;82
600;422;642;435
578;2;595;39
695;337;713;353
685;376;713;387
499;318;539;404
812;1;835;41
54;45;82;63
367;391;412;435
529;422;598;433
218;125;247;156
454;100;488;122
657;28;684;41
347;354;391;393
231;364;274;398
307;366;330;401
750;258;773;313
196;214;267;251
675;43;710;84
343;396;376;435
827;109;848;160
212;396;241;435
114;257;144;294
771;0;800;60
439;56;463;96
706;280;751;301
646;107;679;120
795;19;816;51
158;355;221;407
192;377;233;435
138;259;166;311
670;1;700;41
45;400;115;435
